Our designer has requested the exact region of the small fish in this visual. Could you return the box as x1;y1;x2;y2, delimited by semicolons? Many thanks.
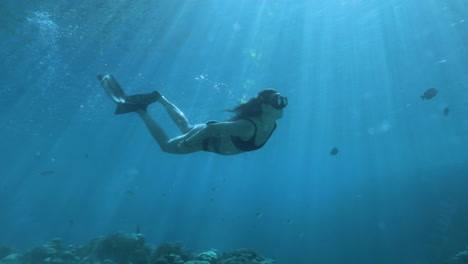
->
444;107;450;116
127;190;135;195
69;219;75;225
40;170;55;176
211;187;217;191
330;147;339;155
136;224;140;234
84;154;89;158
421;88;438;100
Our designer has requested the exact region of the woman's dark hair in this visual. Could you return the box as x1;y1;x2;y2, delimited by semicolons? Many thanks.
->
226;88;278;121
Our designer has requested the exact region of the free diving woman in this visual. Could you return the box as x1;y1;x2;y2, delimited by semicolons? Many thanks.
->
98;74;287;155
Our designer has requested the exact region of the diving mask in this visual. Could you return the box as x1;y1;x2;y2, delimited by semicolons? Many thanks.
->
267;93;288;110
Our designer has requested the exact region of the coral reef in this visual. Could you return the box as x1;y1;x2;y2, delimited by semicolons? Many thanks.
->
150;242;193;264
0;246;14;261
219;249;274;264
195;250;218;263
0;232;275;264
90;232;151;264
447;247;468;264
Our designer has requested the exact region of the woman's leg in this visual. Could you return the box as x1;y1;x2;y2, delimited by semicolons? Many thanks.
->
137;110;204;154
159;96;192;134
137;110;170;149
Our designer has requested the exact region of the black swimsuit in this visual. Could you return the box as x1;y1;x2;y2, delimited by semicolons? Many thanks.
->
231;119;276;152
202;119;276;153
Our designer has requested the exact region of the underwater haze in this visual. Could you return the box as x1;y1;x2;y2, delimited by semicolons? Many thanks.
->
1;0;468;263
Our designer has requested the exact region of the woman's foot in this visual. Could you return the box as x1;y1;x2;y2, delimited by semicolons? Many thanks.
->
125;91;162;104
114;91;162;115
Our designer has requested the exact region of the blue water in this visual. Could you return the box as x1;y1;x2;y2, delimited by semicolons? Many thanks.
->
1;1;467;263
